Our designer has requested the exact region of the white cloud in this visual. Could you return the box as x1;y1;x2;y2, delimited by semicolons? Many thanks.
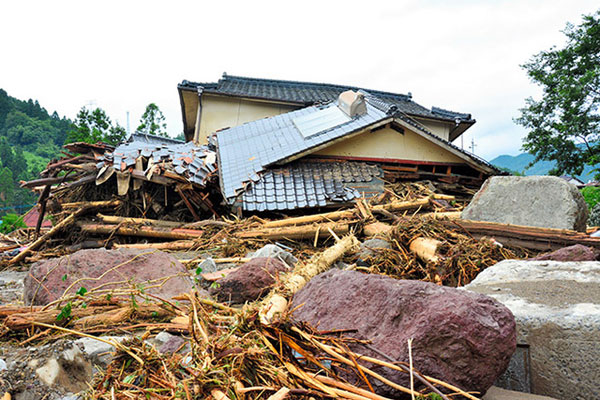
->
0;0;597;161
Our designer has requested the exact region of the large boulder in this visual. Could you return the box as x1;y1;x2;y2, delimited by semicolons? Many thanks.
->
209;257;289;304
461;176;588;231
530;244;599;261
292;269;516;397
465;260;600;399
24;248;195;306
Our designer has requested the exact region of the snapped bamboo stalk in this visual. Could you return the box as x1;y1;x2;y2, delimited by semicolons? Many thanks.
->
80;224;204;240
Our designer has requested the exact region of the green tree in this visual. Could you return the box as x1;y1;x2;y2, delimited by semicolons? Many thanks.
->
67;107;126;146
0;167;14;206
136;103;168;137
516;10;600;178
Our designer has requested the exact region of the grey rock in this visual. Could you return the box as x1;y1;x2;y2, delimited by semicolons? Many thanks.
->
0;270;26;304
0;358;6;371
74;336;128;366
197;257;218;274
462;176;588;231
250;244;297;267
465;260;600;400
357;238;392;266
159;336;186;354
483;386;558;400
34;345;92;393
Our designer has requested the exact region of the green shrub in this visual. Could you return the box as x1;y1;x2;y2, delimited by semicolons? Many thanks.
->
0;213;26;234
581;186;600;209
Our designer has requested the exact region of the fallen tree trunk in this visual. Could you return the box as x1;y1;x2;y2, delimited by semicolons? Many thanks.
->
80;224;204;240
237;222;350;241
371;198;431;212
97;214;185;228
446;219;600;251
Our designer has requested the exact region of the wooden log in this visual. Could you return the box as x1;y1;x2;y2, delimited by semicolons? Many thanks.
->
97;214;184;228
237;222;350;241
3;305;119;330
61;200;122;210
409;237;442;263
262;209;356;228
421;211;462;220
446;219;600;251
112;240;197;250
363;222;393;237
80;224;204;240
371;198;430;212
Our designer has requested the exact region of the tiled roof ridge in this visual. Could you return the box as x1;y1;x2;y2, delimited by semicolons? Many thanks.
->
431;106;472;121
180;73;413;102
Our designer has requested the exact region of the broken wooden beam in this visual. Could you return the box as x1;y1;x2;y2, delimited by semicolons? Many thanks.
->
61;200;122;210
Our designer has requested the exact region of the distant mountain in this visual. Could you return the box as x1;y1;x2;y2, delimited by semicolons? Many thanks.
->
490;153;598;182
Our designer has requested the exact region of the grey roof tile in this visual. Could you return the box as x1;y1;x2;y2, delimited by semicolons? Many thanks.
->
240;160;383;212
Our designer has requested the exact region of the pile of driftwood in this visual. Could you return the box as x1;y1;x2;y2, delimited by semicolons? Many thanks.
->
0;236;481;400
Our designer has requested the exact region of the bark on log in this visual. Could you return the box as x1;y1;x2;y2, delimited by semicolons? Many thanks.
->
237;222;350;241
80;224;204;240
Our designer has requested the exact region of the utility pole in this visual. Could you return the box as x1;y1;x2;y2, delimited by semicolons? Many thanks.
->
126;111;130;136
470;138;476;154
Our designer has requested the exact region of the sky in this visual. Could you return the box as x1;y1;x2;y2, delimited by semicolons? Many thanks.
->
0;0;598;162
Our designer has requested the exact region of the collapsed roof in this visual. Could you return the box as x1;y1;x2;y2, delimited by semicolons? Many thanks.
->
214;91;497;211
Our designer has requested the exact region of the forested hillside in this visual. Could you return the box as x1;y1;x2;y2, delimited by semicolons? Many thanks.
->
0;89;72;214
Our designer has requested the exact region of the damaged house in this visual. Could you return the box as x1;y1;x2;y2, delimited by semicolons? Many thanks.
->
178;74;498;213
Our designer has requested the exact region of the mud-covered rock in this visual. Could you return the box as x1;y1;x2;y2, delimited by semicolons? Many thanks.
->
209;257;289;304
292;269;516;398
24;248;195;305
